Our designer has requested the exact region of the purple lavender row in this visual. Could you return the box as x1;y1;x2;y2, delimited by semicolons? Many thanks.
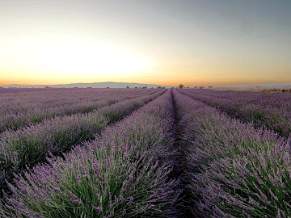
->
179;89;291;137
1;90;178;217
0;89;156;133
0;88;134;114
174;90;291;217
0;91;163;194
0;88;155;112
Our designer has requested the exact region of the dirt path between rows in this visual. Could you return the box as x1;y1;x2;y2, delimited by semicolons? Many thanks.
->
170;90;194;218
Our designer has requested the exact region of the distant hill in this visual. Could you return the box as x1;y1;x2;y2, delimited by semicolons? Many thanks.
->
51;82;159;88
4;82;160;89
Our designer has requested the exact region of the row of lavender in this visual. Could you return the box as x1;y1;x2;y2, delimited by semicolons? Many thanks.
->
179;89;291;137
0;88;152;112
0;91;163;195
0;88;155;133
174;90;291;217
1;91;179;217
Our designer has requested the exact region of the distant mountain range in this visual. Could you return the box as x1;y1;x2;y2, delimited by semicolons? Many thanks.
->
2;82;161;89
52;82;160;88
52;82;291;90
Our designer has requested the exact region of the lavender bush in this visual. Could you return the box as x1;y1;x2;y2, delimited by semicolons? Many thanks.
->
0;88;155;133
1;87;289;217
1;91;179;217
0;91;162;194
179;89;291;137
174;90;291;217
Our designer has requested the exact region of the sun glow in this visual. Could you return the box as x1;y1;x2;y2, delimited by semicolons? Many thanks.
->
0;34;154;83
36;41;153;74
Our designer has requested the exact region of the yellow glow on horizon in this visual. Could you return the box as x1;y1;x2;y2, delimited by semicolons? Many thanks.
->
0;34;155;85
1;33;291;86
1;30;291;86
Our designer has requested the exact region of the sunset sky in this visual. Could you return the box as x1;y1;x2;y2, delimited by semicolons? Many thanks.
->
0;0;291;86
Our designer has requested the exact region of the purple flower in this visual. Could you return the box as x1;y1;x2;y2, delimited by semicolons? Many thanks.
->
68;192;82;205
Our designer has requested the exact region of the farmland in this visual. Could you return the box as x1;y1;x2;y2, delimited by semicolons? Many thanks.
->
0;88;290;217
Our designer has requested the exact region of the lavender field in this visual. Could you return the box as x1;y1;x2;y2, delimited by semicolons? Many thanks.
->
0;88;290;217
